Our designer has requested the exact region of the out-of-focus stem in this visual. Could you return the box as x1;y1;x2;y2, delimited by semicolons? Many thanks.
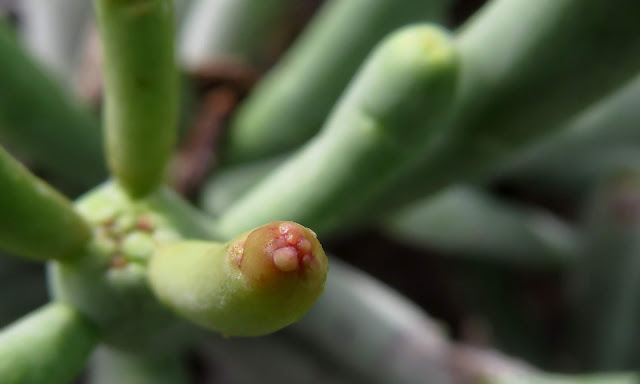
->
199;155;286;217
385;0;640;212
0;145;91;261
290;258;454;384
573;169;640;370
94;0;178;198
0;303;99;384
385;186;577;265
214;25;459;238
498;74;640;197
179;0;294;69
487;373;640;384
0;19;106;188
89;346;190;384
197;334;357;384
224;0;450;163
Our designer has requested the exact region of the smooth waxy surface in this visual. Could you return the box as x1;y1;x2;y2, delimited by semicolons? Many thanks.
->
0;303;98;384
225;0;449;163
150;221;328;336
215;25;459;237
0;20;106;188
387;0;640;210
95;0;178;198
90;346;190;384
0;145;91;261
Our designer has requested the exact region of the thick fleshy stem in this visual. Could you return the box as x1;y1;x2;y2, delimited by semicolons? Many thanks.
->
197;333;359;384
94;0;178;198
149;221;328;336
0;145;91;261
385;186;577;265
224;0;450;163
0;303;99;384
290;258;454;383
179;0;294;70
199;154;287;217
487;374;640;384
89;346;190;384
214;25;459;238
573;169;640;370
49;181;215;354
383;0;640;212
0;19;106;188
499;74;640;197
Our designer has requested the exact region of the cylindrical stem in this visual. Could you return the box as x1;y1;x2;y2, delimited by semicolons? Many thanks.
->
386;0;640;212
179;0;294;69
89;346;190;384
487;373;640;384
385;186;577;265
224;0;450;163
215;25;459;238
0;145;91;261
0;303;99;384
0;19;106;188
290;258;454;384
499;74;640;196
94;0;178;198
150;221;328;336
573;169;640;369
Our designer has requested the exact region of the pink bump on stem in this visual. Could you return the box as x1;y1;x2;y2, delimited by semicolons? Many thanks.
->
296;238;312;254
278;223;301;244
270;222;316;272
273;246;299;272
136;216;154;232
229;241;245;267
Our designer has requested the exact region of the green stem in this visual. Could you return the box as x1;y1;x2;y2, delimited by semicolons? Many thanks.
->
499;74;640;197
385;186;577;265
215;25;459;238
49;181;213;354
0;303;99;384
94;0;178;198
573;169;640;370
200;155;286;217
487;373;640;384
0;19;105;188
0;145;91;261
224;0;450;163
385;0;640;212
197;334;359;384
89;346;190;384
149;221;328;336
179;0;294;69
290;258;453;383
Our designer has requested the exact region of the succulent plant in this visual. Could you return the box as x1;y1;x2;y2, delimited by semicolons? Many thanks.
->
1;0;640;383
0;1;328;382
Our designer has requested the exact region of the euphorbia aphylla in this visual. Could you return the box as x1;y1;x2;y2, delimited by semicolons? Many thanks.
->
0;1;328;382
1;0;640;383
